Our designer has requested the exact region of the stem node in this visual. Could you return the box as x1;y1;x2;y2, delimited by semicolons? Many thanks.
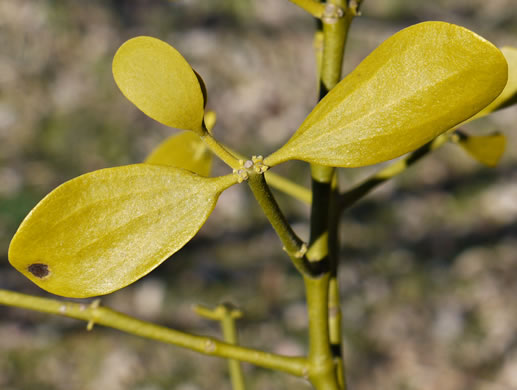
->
322;4;345;24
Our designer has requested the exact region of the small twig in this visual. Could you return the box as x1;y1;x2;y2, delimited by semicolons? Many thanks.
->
339;133;451;213
201;132;242;170
247;171;313;275
0;289;308;376
194;303;246;390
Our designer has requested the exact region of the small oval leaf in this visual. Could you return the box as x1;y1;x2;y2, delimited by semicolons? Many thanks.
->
264;22;508;168
8;165;237;298
457;132;506;167
145;131;213;177
113;36;205;134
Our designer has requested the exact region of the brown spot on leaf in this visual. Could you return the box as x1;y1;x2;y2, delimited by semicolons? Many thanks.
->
28;263;50;278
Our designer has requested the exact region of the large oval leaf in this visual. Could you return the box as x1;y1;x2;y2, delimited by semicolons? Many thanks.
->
145;131;212;177
113;36;205;134
8;165;237;298
264;22;508;168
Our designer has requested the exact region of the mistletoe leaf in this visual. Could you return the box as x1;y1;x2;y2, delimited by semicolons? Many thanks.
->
113;36;205;134
8;165;237;298
473;46;517;116
457;132;506;167
264;22;508;168
145;131;213;177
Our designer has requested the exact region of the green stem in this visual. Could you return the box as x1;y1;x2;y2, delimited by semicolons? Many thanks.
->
305;274;339;390
265;170;312;205
308;0;349;265
0;289;308;376
306;2;360;388
289;0;326;17
307;166;333;266
328;173;346;389
194;304;246;390
339;133;450;213
319;0;348;98
201;133;242;170
220;306;247;390
328;278;345;389
246;172;312;275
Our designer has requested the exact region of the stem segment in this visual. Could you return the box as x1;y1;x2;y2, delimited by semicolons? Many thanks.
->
306;2;362;389
305;274;340;390
339;133;450;213
194;304;246;390
0;289;308;376
201;133;242;170
247;172;312;275
220;307;247;390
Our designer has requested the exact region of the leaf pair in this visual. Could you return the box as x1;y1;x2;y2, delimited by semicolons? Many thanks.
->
9;21;510;298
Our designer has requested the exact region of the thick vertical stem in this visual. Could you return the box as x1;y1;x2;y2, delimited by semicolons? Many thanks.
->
309;0;348;264
305;274;340;390
328;278;345;389
319;0;349;98
307;1;360;389
328;173;346;389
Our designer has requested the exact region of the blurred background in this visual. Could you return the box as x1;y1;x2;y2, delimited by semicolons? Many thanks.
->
1;1;517;389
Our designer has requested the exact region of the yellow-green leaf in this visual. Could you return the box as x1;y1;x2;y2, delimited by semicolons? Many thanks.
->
264;22;508;168
472;46;517;117
145;131;212;177
8;165;238;298
456;132;506;167
113;36;205;134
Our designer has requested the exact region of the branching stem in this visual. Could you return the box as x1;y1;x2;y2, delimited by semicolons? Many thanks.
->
194;304;246;390
339;133;451;213
247;172;313;275
222;143;312;204
0;289;308;376
201;132;242;170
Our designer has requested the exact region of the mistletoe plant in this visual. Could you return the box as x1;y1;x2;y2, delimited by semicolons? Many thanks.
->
1;1;517;389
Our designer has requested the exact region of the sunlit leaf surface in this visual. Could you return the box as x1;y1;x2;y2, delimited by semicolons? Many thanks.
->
473;46;517;116
9;165;237;298
113;36;205;134
145;131;212;177
265;22;508;168
457;133;506;167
